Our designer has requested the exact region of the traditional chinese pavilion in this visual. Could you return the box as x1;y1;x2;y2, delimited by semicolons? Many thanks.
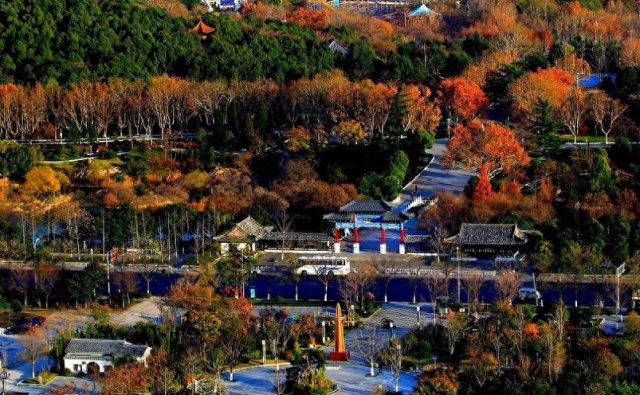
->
189;19;215;39
214;216;272;253
323;200;410;254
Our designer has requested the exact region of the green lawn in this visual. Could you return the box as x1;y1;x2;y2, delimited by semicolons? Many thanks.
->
557;134;608;143
21;371;57;385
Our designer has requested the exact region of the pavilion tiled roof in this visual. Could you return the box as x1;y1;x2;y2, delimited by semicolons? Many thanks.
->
405;235;430;243
190;19;215;35
381;212;410;223
322;213;352;222
339;200;390;214
450;223;528;246
215;216;272;242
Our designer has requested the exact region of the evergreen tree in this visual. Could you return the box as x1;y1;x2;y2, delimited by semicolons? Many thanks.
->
583;218;606;255
350;38;376;78
531;99;562;151
607;214;631;265
256;102;270;137
588;149;617;194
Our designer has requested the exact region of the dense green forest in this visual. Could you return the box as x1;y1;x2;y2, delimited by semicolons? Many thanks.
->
0;0;482;84
0;0;335;84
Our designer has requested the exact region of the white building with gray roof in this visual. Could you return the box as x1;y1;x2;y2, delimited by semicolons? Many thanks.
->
64;338;151;375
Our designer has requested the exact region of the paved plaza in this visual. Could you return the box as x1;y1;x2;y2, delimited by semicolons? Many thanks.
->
227;363;419;395
238;302;439;394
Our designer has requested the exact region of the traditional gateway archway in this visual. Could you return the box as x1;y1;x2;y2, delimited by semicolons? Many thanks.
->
323;200;409;254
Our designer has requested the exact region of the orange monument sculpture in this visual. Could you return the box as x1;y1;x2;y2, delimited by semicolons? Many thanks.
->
329;303;349;361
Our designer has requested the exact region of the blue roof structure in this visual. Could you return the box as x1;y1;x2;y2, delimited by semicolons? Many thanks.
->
407;4;437;17
577;73;616;89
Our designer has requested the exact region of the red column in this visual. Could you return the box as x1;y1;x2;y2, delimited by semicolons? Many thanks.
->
334;228;340;243
380;227;385;244
400;229;405;244
353;227;359;243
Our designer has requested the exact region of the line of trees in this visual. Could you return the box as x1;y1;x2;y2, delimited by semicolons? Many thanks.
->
0;71;441;144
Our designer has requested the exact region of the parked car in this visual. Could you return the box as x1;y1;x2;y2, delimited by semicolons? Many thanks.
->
6;324;29;335
30;316;46;327
251;265;284;274
518;287;541;301
381;318;394;329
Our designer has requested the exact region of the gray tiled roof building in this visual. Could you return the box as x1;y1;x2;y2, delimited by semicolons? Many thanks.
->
65;338;149;361
456;223;528;246
447;223;529;257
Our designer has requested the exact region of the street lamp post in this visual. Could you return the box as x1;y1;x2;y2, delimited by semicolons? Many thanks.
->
261;340;266;365
2;370;8;395
416;305;421;327
241;253;245;298
321;321;326;344
456;246;461;302
389;322;394;339
395;344;402;393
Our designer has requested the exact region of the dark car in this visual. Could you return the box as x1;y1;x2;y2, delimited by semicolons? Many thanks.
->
6;324;29;335
381;318;394;329
30;316;46;327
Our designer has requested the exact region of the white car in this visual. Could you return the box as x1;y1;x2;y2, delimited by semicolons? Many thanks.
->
518;287;541;301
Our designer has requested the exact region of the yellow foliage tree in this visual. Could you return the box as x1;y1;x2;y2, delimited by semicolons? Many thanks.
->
23;166;61;198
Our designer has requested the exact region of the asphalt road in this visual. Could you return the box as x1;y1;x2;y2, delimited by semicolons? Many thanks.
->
398;138;474;202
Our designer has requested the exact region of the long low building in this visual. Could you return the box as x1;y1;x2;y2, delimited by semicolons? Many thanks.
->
215;216;333;253
64;338;151;375
446;223;529;257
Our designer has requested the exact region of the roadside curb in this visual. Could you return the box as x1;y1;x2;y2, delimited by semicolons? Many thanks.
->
234;362;292;372
393;152;436;205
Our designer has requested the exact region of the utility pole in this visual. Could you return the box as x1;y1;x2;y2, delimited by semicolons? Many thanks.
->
533;272;539;307
456;246;461;302
616;263;626;322
106;251;111;300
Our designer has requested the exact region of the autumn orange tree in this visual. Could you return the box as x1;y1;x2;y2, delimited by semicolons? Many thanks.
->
333;120;366;143
289;7;330;30
23;166;63;198
439;78;489;123
444;119;530;177
219;297;255;381
472;164;493;202
399;85;441;134
508;67;573;121
100;362;151;395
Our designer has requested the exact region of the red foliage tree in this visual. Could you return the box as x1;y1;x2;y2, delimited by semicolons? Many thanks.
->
289;8;329;30
444;119;530;176
438;78;489;122
472;164;493;202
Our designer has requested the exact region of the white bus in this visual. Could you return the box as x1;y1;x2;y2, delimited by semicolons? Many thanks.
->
295;256;351;276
